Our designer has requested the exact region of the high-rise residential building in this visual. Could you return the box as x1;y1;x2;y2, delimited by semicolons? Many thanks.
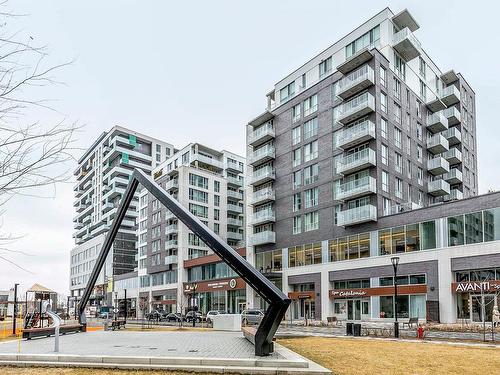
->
134;143;246;315
69;126;175;305
245;8;492;325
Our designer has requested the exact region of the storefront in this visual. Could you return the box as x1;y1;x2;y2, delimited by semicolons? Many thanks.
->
453;270;500;323
288;287;316;320
183;277;246;314
151;289;177;313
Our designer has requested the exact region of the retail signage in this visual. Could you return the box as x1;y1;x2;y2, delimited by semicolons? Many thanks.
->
183;278;244;293
452;280;500;293
287;291;315;300
329;285;427;299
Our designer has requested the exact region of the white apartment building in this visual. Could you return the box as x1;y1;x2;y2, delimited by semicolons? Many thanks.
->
70;126;175;304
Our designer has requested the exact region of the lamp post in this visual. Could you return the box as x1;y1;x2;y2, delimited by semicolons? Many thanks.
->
114;291;118;322
391;256;400;338
190;283;198;327
12;283;18;335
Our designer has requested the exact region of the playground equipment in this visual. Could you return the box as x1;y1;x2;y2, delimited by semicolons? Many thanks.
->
42;301;61;352
78;169;291;356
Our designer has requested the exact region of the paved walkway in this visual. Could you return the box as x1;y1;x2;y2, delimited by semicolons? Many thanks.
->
0;330;281;359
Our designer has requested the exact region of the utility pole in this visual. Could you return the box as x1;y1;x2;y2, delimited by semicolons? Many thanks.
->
391;257;400;339
12;283;18;335
124;289;127;323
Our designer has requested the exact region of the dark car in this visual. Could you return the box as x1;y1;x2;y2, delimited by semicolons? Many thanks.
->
165;312;183;322
146;310;163;321
241;309;264;326
185;310;203;323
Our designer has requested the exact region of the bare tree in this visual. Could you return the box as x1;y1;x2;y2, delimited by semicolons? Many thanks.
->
0;1;79;267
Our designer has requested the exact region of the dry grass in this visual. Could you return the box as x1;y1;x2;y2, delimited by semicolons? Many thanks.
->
278;337;500;375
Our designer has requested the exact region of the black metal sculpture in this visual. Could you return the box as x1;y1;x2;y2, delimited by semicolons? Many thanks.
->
78;169;290;356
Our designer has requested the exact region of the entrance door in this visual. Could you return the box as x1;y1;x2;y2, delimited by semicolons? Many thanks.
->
347;299;362;321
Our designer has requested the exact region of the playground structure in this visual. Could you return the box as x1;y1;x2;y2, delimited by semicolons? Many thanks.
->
78;169;291;356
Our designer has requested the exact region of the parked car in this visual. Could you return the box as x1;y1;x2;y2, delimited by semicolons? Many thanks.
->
241;309;264;326
146;310;164;321
164;312;183;322
205;310;224;324
185;310;203;323
98;311;109;319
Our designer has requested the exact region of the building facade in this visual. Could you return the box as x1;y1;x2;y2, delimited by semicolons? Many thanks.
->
134;143;246;315
245;8;488;324
70;126;175;304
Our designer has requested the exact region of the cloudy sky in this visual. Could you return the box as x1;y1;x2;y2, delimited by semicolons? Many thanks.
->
1;0;499;296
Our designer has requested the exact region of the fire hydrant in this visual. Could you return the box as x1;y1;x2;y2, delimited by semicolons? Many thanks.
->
417;325;425;339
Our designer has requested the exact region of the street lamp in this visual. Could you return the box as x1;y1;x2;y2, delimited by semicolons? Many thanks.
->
189;283;198;327
391;256;400;338
114;291;118;321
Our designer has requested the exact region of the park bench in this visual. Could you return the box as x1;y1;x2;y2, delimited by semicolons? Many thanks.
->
327;316;343;326
242;326;276;346
402;317;419;329
22;324;83;340
110;319;126;330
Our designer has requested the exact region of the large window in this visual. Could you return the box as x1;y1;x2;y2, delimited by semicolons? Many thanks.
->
304;211;319;232
289;242;322;267
345;25;380;58
304;187;319;208
304;164;319;185
304;95;318;116
189;203;208;219
304;140;318;162
303;118;318;140
189;188;208;203
329;233;370;262
379;221;435;255
380;295;425;319
255;249;282;273
189;173;208;189
319;57;332;77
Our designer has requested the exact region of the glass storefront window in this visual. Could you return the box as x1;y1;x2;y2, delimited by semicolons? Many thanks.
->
484;208;500;241
465;211;483;244
409;295;426;318
448;215;465;246
405;224;420;252
289;247;296;268
380;296;394;318
359;233;370;258
392;227;406;253
420;221;436;250
348;236;359;260
379;229;391;255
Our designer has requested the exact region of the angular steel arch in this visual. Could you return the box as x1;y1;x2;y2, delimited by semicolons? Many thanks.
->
78;169;290;356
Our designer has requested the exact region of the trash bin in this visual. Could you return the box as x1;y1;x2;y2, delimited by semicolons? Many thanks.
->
103;320;109;331
346;322;353;335
353;323;361;336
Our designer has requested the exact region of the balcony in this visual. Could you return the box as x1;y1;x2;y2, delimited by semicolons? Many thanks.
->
165;179;179;191
192;154;224;170
227;203;243;214
249;122;275;147
227;218;243;227
74;222;84;230
443;127;461;146
227;190;244;201
165;239;178;249
392;27;422;61
446;189;464;201
334;92;375;124
443;148;462;165
76;201;90;213
335;120;376;149
251;166;275;186
336;148;376;175
338;204;377;226
443;107;461;125
102;202;115;213
337;48;374;75
165;210;175;220
426;112;448;133
440;85;460;107
225;159;244;173
336;65;375;100
250;230;276;246
227;231;243;241
426;134;449;154
164;255;178;265
336;176;377;201
428;179;450;197
165;224;178;235
252;187;275;205
427;157;450;175
443;169;463;185
227;176;243;187
249;144;275;166
252;209;275;226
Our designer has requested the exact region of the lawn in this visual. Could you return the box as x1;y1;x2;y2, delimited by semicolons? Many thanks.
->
278;337;500;375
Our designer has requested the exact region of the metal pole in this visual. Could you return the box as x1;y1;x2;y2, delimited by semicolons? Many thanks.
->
67;296;70;320
124;289;127;323
12;283;18;335
393;265;399;338
192;287;196;328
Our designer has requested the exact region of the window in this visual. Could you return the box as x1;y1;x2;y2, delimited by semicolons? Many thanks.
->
304;140;318;162
304;164;319;185
406;136;411;155
380;66;386;86
293;193;301;212
319;57;332;77
381;144;388;165
292;104;301;123
394;78;401;100
304;94;318;116
214;209;220;221
380;118;387;138
304;211;319;231
303;117;318;139
406;160;412;179
382;171;389;192
395;153;403;173
419;80;426;101
329;233;370;261
345;25;380;58
380;92;387;112
417;145;422;162
416;101;421;118
293;216;302;234
292;148;301;167
383;197;391;215
304;188;319;208
419;57;426;78
395;103;402;124
189;173;208;189
292;126;301;145
417;167;423;185
394;127;402;148
395;178;403;199
214;194;220;207
152;225;161;239
182;151;190;164
189;188;208;203
394;52;406;80
416;123;422;140
293;170;302;189
152;240;161;253
189;203;208;219
214;180;220;192
280;81;295;103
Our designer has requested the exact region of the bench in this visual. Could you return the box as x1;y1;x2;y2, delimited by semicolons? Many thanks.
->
22;324;83;340
110;319;126;330
327;316;343;326
402;317;419;329
242;326;257;345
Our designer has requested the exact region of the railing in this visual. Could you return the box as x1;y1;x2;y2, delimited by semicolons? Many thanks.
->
165;179;179;190
164;255;178;265
226;159;244;172
443;148;462;162
250;231;276;246
249;122;275;144
250;144;275;164
336;148;376;174
227;176;243;186
444;169;463;182
227;218;243;226
336;65;374;96
251;166;275;184
227;231;243;241
338;204;377;226
427;134;449;151
253;187;275;203
227;203;243;213
428;157;449;171
428;179;450;194
192;154;224;169
336;176;376;200
165;239;178;248
334;92;375;122
440;85;460;100
443;127;461;141
227;190;244;200
393;27;422;50
252;209;275;224
443;107;461;122
335;120;375;148
165;224;178;233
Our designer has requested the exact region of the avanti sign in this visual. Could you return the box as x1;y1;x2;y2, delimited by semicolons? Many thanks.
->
452;281;500;293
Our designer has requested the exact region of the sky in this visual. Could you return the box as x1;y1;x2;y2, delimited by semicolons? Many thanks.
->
1;0;499;296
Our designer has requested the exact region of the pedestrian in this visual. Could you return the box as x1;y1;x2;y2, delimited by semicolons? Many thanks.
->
493;305;500;328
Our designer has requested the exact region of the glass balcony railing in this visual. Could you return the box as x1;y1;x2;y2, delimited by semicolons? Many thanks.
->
252;187;275;204
336;65;375;99
227;203;243;214
443;127;461;145
227;218;243;227
392;27;422;61
227;176;243;187
252;209;275;225
335;120;375;149
336;176;376;201
426;134;449;154
440;85;460;106
428;179;450;197
251;166;275;185
443;107;461;125
250;144;275;165
426;112;448;133
427;157;450;175
250;230;276;246
338;204;377;226
336;148;376;175
334;92;375;124
442;148;462;165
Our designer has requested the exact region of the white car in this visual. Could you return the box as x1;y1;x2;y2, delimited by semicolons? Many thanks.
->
206;310;224;324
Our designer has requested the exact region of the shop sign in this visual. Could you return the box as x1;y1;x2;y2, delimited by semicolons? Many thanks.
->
452;280;500;293
287;291;315;300
183;278;244;293
330;290;367;298
329;285;427;299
